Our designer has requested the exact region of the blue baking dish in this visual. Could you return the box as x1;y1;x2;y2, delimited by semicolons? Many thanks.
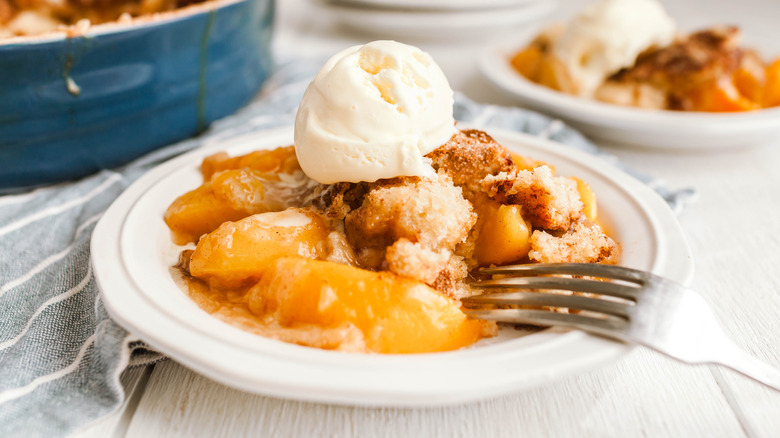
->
0;0;274;191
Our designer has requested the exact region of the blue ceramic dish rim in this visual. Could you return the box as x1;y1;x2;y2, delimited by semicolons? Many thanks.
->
0;0;245;47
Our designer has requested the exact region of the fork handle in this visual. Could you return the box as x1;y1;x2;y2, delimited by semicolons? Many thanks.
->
709;338;780;392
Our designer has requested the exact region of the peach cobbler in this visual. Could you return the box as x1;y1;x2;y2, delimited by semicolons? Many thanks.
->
0;0;206;38
164;41;620;354
511;0;780;112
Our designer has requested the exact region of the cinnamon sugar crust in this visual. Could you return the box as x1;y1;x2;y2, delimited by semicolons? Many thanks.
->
611;26;742;86
529;221;619;264
431;255;471;299
342;175;476;291
310;182;369;221
483;166;583;231
598;26;747;110
386;239;451;285
426;129;515;200
306;128;618;296
345;175;476;253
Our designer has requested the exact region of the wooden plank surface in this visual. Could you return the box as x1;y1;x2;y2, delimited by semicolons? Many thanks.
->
124;350;745;438
611;144;780;437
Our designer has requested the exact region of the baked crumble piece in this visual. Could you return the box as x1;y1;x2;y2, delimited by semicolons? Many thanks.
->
385;239;452;285
426;129;515;199
482;166;583;231
310;182;369;221
529;221;620;264
344;175;476;289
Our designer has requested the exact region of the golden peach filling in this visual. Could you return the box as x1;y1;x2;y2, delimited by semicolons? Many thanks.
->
164;146;317;245
189;208;331;290
165;132;620;354
248;258;483;354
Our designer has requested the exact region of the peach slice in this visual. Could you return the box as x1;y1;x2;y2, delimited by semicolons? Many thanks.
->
510;153;552;173
690;78;758;112
764;58;780;108
164;183;248;245
572;177;597;222
165;146;305;244
201;146;300;180
247;257;484;354
473;196;533;266
511;46;544;82
189;208;330;289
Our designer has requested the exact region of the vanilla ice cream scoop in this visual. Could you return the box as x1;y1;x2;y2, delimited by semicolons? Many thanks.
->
294;40;456;184
553;0;676;97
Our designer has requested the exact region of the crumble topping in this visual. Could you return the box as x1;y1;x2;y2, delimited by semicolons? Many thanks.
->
344;175;476;292
483;166;583;231
426;129;515;199
529;221;620;264
310;129;617;295
385;239;452;285
599;26;750;110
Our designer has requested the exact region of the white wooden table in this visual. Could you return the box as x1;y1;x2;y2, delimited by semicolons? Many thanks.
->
74;0;780;436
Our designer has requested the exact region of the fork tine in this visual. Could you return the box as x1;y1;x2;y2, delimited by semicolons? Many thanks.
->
462;291;632;318
475;276;642;300
464;308;629;339
481;263;649;284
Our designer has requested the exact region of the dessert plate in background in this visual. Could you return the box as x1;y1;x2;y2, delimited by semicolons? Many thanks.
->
479;30;780;150
322;2;555;40
91;126;693;406
321;0;541;10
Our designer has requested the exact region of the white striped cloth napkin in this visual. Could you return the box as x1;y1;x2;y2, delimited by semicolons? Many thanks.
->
0;58;695;437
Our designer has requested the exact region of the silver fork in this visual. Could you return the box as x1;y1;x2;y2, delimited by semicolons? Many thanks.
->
462;263;780;391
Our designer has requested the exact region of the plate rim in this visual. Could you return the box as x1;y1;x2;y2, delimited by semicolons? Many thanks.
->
91;125;694;406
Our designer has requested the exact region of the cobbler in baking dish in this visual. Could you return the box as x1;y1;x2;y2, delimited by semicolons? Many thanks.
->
0;0;207;38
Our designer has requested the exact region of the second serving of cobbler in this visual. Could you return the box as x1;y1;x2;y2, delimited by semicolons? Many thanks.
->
511;0;780;112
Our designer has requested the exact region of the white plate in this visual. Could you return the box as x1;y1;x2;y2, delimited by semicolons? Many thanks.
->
322;0;540;11
323;2;555;40
91;126;694;406
479;31;780;150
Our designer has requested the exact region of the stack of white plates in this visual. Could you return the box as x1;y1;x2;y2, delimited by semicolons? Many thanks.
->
319;0;556;40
